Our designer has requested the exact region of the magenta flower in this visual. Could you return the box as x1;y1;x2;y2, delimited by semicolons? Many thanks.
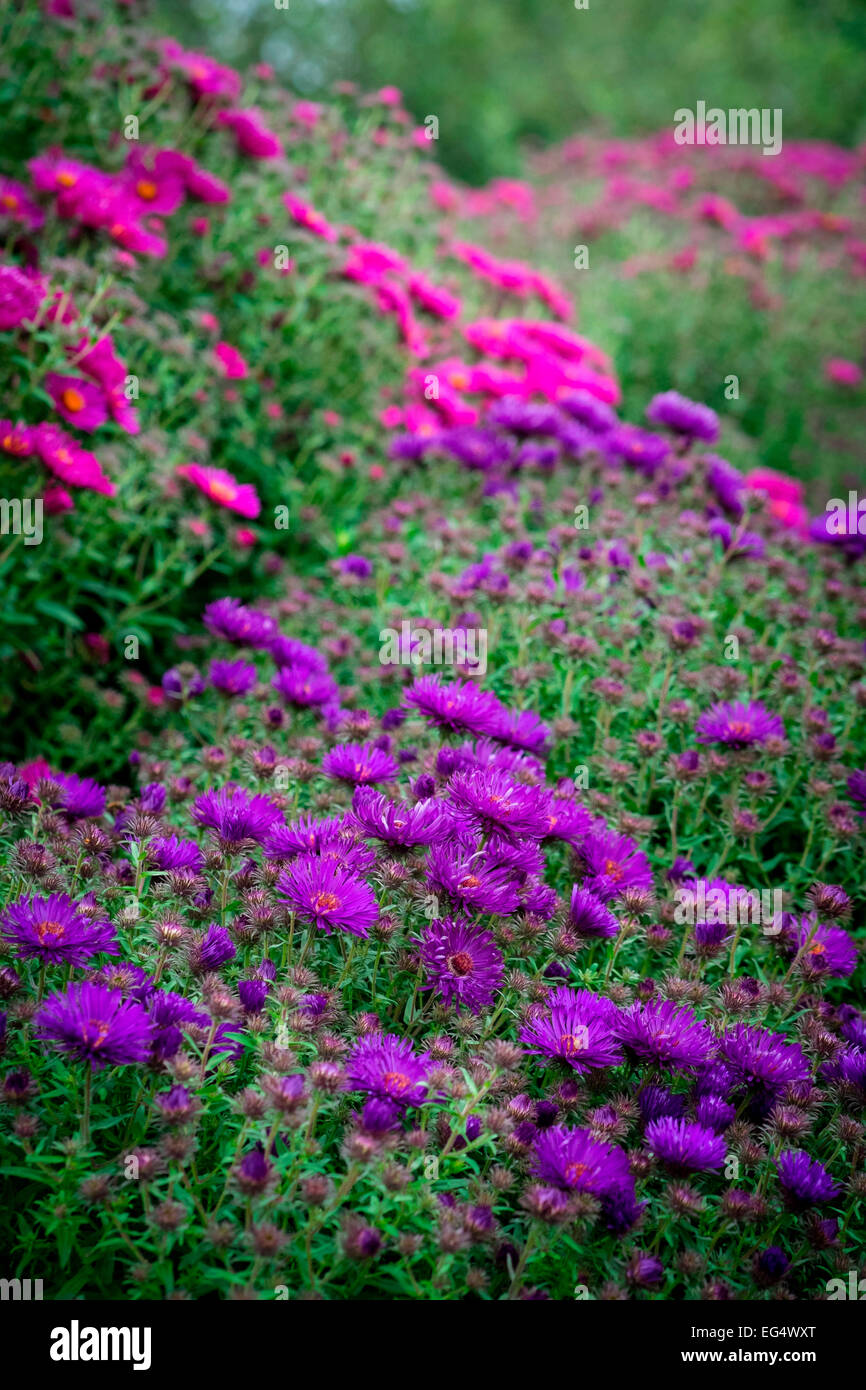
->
695;700;784;749
521;989;623;1073
776;1151;841;1207
2;893;118;966
577;825;654;901
350;787;444;848
177;463;261;519
403;674;503;738
532;1125;632;1194
645;1117;727;1173
616;999;717;1071
0;263;44;331
415;916;504;1013
203;597;276;647
345;1032;432;1108
208;658;257;697
321;741;399;786
35;981;152;1069
448;767;549;843
192;786;283;847
277;854;379;937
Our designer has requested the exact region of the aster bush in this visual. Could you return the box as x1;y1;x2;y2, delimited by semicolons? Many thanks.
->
0;0;865;1306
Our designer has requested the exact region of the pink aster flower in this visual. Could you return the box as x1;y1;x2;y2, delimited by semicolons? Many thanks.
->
0;263;45;331
283;193;340;243
44;373;108;432
695;700;784;750
176;463;261;519
33;423;115;495
0;176;44;230
217;108;283;159
214;342;248;379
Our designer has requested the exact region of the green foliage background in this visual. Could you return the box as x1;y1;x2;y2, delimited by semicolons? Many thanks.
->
154;0;866;183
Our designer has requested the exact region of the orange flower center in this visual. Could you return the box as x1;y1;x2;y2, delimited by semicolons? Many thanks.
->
458;874;481;891
383;1070;412;1094
2;433;27;455
314;892;341;913
560;1032;587;1056
61;387;86;413
57;171;77;188
35;920;66;942
604;859;624;882
563;1161;588;1184
136;179;159;201
207;480;237;504
727;721;752;738
1;192;19;209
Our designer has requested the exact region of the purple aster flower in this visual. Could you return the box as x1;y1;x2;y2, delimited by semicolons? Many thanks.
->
268;634;329;672
271;665;339;707
617;999;717;1071
695;700;784;749
436;424;514;472
321;741;399;786
695;1094;736;1131
161;666;205;702
203;597;276;647
488;395;564;436
208;658;257;697
605;424;669;476
780;915;858;979
645;1117;727;1173
190;923;236;972
646;390;719;442
34;981;152;1069
402;674;502;738
277;855;379;938
776;1151;841;1207
448;767;549;843
350;787;445;848
192;785;283;847
359;1097;402;1134
835;1048;866;1098
238;978;269;1012
531;1124;632;1194
577;824;654;901
425;837;519;916
338;553;372;578
542;797;594;846
154;1084;197;1124
639;1086;686;1122
148;835;204;874
567;885;619;939
707;517;765;560
146;990;211;1062
490;706;551;756
846;768;866;819
558;389;618;433
48;772;106;820
265;816;375;875
415;916;504;1014
705;455;745;520
719;1023;810;1098
345;1031;432;1108
1;893;118;966
521;992;623;1074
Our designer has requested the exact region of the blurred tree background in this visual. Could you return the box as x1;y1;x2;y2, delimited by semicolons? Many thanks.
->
153;0;866;183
